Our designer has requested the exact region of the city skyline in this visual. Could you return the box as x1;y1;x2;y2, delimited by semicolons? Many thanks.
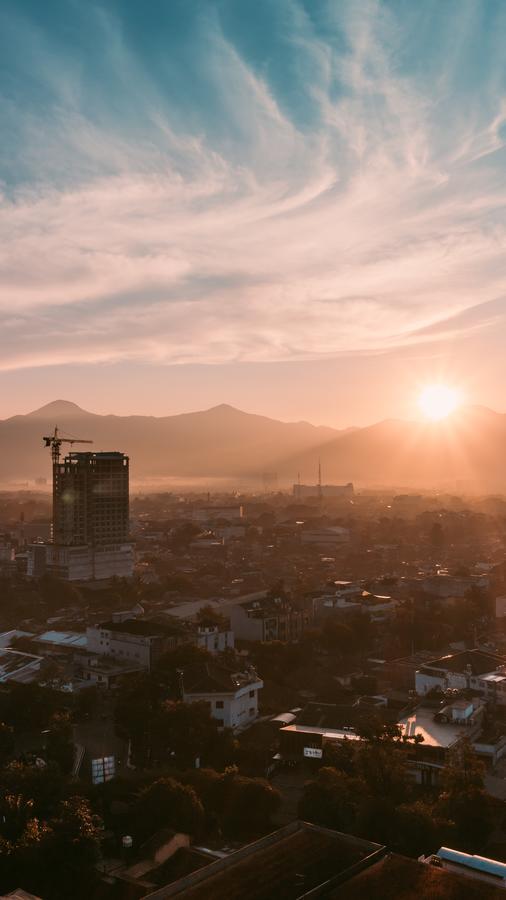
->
2;0;506;426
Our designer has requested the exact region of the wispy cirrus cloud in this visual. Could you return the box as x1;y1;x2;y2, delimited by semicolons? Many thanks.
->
1;0;506;372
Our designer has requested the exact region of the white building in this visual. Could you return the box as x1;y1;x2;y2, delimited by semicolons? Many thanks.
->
183;665;263;731
87;618;194;671
415;649;506;704
27;543;134;582
196;625;234;654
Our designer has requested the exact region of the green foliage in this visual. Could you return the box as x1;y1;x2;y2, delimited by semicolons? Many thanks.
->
298;767;361;833
0;793;102;900
183;767;281;838
133;777;204;843
0;682;66;733
0;722;14;765
436;737;494;847
299;732;496;856
46;712;74;775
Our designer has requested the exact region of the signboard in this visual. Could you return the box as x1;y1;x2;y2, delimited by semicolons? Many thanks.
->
91;756;116;785
303;747;323;759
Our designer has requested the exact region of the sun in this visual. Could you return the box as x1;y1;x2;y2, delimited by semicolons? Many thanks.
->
418;384;461;421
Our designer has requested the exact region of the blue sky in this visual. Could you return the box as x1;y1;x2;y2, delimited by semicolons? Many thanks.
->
1;0;506;424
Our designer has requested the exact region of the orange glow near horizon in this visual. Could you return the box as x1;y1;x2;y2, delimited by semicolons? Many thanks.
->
418;384;461;421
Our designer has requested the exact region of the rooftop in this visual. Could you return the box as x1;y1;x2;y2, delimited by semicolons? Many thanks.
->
35;630;87;648
398;704;478;749
420;649;506;677
0;649;43;683
184;663;262;695
143;821;383;900
334;852;505;899
98;619;188;638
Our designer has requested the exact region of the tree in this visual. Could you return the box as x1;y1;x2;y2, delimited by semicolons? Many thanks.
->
436;738;494;848
46;712;74;775
222;774;281;836
154;643;211;694
151;700;220;767
298;767;360;833
0;722;14;765
133;777;204;843
393;801;440;857
114;673;164;766
41;797;103;900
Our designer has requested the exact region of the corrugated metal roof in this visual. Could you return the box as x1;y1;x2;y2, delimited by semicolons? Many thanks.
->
437;847;506;878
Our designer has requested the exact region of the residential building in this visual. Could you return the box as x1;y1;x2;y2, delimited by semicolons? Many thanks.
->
229;595;310;642
415;649;506;703
277;697;503;785
86;619;195;670
74;652;143;688
192;505;243;523
293;483;354;499
300;526;350;546
141;821;506;900
142;821;382;900
182;663;263;731
196;625;234;654
0;648;43;684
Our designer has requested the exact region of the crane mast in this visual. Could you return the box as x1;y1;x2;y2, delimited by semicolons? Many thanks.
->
43;426;93;464
43;427;93;544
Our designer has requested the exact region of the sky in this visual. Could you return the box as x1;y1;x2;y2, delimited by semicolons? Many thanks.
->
1;0;506;427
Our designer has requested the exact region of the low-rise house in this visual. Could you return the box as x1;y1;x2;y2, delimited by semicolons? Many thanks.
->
196;625;234;654
416;649;506;702
183;663;263;731
229;596;310;642
192;505;243;523
300;526;350;546
0;648;43;684
86;618;195;671
33;630;87;655
74;652;143;688
278;697;503;786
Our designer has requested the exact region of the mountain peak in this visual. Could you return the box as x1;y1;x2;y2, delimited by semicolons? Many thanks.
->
27;400;88;418
205;403;244;415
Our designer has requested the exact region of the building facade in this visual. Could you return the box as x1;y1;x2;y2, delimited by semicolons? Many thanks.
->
31;450;134;581
183;665;263;730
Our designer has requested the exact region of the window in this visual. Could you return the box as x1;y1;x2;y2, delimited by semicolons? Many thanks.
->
249;707;255;716
215;700;224;709
249;690;255;698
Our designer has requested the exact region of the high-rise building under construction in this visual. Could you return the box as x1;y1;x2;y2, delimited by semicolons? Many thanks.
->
29;437;134;581
53;451;129;548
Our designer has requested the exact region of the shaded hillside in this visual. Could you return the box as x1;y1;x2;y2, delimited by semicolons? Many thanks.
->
277;406;506;490
2;401;506;490
0;400;337;482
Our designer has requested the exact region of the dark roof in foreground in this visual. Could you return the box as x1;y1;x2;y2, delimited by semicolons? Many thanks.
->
334;852;506;899
143;821;383;900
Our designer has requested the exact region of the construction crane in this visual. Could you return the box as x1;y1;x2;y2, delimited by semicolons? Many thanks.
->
43;426;93;465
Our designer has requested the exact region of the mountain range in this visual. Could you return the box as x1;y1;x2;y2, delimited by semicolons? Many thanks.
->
1;400;505;491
